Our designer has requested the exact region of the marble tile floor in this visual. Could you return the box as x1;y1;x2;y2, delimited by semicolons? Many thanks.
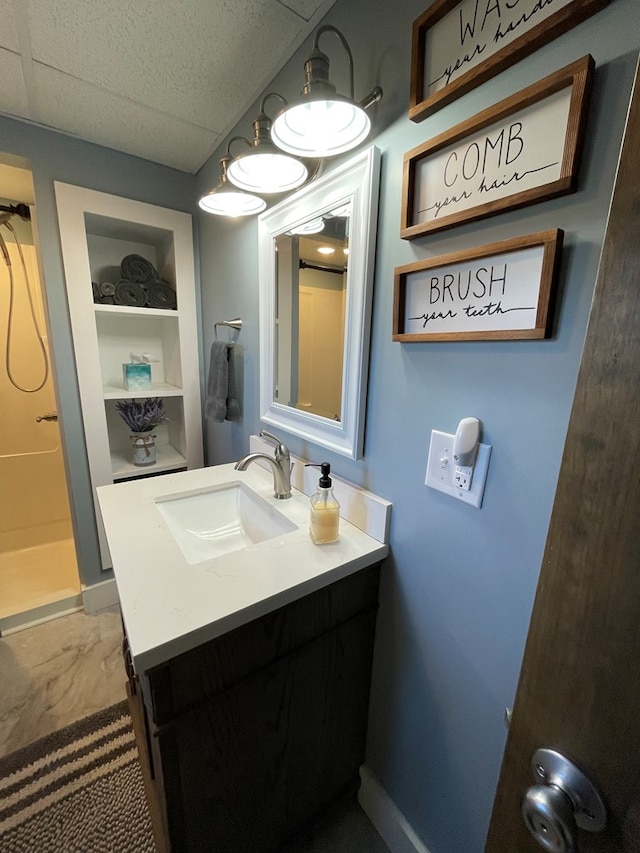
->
0;606;390;852
0;605;126;755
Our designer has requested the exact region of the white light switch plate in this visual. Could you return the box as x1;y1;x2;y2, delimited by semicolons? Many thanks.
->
425;430;492;508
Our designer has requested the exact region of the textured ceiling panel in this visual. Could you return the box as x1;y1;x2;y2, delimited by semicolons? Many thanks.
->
0;0;20;52
0;49;30;119
0;0;336;173
276;0;327;22
28;0;313;131
33;63;219;172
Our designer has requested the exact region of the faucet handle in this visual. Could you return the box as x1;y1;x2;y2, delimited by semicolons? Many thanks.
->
259;429;290;460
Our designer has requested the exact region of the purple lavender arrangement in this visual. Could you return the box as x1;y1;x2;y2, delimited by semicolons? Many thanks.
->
116;397;168;432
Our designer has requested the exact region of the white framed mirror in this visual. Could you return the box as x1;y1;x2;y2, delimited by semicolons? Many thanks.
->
258;146;380;460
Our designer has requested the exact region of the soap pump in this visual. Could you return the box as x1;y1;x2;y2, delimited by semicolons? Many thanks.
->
306;462;340;544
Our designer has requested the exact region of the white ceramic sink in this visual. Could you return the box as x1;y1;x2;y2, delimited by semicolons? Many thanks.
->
155;482;298;564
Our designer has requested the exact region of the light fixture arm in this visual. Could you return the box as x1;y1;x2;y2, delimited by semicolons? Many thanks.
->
249;94;288;150
360;86;383;111
260;92;288;116
218;135;251;181
226;135;251;157
313;25;355;99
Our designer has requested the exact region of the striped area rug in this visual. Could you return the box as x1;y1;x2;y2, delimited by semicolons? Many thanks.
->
0;701;155;852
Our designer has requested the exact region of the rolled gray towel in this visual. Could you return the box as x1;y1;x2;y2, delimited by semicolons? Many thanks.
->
115;279;147;307
121;254;156;283
146;279;177;309
99;281;116;297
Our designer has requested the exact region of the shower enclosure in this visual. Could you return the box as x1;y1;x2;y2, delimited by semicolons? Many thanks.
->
0;191;81;632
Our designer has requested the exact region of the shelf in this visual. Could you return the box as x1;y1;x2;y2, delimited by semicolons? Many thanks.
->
103;383;184;400
96;312;182;390
111;444;187;481
55;182;203;571
95;303;179;319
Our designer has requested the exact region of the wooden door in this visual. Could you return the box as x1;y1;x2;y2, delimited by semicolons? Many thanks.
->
486;60;640;852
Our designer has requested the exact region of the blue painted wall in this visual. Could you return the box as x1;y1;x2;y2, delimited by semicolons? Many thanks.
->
1;0;636;846
197;1;640;850
0;119;196;587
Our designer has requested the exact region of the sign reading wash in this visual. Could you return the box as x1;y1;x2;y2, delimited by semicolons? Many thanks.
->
401;56;592;239
393;231;563;342
426;0;575;94
409;0;608;121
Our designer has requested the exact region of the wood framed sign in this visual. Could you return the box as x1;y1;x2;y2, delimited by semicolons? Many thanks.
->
393;229;563;341
401;55;592;240
409;0;608;122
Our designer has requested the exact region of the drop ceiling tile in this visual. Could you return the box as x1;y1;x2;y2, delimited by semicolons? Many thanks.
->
27;0;312;133
0;49;30;119
33;63;219;172
0;0;20;52
275;0;329;22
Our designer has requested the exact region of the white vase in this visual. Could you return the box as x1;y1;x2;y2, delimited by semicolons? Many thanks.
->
130;431;156;466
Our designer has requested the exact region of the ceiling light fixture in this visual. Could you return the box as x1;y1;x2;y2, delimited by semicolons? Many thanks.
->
198;138;267;217
271;25;383;159
226;93;309;195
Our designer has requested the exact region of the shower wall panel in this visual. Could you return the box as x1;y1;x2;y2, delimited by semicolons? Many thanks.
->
0;238;74;553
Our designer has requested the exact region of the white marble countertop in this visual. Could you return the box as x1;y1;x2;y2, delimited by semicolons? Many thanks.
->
97;462;389;672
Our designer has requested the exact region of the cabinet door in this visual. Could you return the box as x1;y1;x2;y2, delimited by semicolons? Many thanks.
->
157;612;377;853
144;566;381;853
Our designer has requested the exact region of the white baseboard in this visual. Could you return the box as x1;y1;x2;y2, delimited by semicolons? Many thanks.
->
81;578;119;613
359;765;433;853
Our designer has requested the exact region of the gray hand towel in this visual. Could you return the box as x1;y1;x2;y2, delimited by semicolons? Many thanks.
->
225;344;240;422
205;341;230;422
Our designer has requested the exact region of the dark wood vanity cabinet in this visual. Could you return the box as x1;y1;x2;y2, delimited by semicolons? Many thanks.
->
125;564;381;853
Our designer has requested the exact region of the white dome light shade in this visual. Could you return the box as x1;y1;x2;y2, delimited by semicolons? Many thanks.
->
271;97;370;158
227;150;308;194
227;99;309;194
198;152;267;217
198;185;266;217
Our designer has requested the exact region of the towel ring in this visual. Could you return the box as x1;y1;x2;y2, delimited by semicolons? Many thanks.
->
215;318;242;343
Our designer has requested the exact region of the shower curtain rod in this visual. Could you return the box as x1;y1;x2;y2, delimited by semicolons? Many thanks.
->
0;203;31;220
299;260;346;275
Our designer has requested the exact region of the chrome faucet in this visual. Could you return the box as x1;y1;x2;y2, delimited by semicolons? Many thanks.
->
234;430;292;499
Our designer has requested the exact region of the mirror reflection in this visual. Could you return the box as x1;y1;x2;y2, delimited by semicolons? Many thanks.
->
259;145;380;460
274;205;350;422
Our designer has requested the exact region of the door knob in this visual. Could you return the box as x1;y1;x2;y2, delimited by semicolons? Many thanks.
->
35;411;58;422
522;749;606;852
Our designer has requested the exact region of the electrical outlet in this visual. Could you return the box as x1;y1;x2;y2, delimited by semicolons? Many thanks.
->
425;430;491;508
454;465;473;490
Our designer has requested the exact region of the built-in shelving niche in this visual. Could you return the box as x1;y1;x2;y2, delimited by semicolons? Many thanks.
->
56;182;203;570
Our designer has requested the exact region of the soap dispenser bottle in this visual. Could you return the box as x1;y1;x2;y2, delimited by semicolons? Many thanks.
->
308;462;340;544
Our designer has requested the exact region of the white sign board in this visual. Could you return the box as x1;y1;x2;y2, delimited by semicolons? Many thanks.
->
401;56;593;239
409;0;608;121
424;0;575;97
393;231;563;341
415;89;569;225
